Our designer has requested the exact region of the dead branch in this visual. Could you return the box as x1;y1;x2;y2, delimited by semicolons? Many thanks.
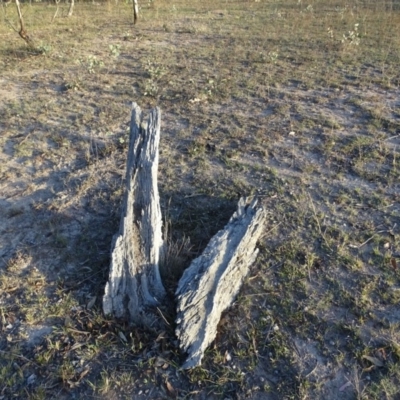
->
15;0;35;48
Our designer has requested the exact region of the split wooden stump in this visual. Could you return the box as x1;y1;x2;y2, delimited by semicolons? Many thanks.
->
103;103;266;368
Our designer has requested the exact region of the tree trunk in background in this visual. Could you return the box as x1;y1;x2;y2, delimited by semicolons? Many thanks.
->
67;0;74;17
15;0;35;48
133;0;138;24
175;198;266;368
103;103;166;327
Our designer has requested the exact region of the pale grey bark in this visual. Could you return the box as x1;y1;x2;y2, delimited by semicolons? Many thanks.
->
103;103;166;327
15;0;35;48
103;104;265;362
133;0;138;24
175;198;266;369
67;0;74;17
51;0;60;23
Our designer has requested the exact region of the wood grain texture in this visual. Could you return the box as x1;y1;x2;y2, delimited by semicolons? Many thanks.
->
175;197;266;368
103;103;166;326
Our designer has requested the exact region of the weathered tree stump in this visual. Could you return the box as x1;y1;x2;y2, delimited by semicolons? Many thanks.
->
103;103;166;327
103;104;266;366
175;198;266;368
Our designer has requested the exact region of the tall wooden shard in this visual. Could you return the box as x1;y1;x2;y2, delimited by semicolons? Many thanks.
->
103;103;166;326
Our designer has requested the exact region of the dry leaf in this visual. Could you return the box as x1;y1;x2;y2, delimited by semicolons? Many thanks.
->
67;380;79;388
363;365;374;373
377;347;387;360
391;258;398;270
70;342;85;351
156;331;167;342
165;380;176;396
27;374;37;385
362;355;384;367
8;314;16;324
79;368;90;380
154;356;167;368
339;381;352;392
118;331;127;342
86;296;96;310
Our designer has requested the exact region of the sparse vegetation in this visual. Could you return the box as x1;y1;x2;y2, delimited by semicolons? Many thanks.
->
0;0;399;399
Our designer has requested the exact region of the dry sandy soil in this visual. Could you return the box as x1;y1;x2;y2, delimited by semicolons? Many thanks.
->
1;1;400;399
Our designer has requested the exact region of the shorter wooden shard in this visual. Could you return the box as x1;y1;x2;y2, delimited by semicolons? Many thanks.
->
175;197;266;368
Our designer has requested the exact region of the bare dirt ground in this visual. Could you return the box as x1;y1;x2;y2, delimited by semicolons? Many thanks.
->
1;1;400;399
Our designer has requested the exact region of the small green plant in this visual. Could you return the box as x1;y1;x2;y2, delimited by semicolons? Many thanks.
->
268;50;279;63
203;78;215;98
37;42;52;55
143;79;159;97
144;59;166;80
109;44;121;58
14;141;33;158
341;23;361;46
305;4;314;13
78;55;104;74
123;30;131;39
142;59;166;97
64;78;82;91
